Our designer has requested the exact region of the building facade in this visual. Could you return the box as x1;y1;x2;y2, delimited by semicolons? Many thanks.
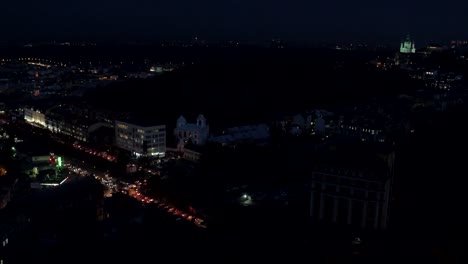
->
46;114;90;142
309;151;394;230
24;108;46;127
174;115;209;146
24;106;107;142
115;120;166;157
338;124;386;143
183;148;203;163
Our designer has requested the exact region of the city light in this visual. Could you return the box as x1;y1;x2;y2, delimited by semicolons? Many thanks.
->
59;177;69;185
40;183;59;187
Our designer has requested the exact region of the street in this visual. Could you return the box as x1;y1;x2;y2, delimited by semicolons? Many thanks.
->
62;158;207;228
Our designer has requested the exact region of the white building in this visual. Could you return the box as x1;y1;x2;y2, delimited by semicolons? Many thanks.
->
174;115;209;146
24;108;46;127
46;114;91;142
115;120;166;157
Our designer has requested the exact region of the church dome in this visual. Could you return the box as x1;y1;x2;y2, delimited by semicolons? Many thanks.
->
400;34;416;54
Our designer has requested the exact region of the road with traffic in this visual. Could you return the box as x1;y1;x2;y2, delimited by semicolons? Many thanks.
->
8;120;208;228
63;158;208;228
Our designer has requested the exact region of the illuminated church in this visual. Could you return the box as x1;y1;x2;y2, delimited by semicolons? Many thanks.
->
400;35;416;54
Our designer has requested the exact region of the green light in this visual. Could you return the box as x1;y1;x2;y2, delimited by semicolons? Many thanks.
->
57;156;62;168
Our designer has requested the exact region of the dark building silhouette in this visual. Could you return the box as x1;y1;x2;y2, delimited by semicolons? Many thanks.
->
1;176;104;263
309;143;394;230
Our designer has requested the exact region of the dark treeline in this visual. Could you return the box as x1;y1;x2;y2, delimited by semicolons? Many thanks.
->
86;47;418;129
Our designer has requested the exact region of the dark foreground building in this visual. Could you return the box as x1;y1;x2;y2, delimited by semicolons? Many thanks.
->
1;176;104;264
309;143;394;230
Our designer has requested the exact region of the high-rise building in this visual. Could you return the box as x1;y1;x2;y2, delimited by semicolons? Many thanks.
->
115;120;166;157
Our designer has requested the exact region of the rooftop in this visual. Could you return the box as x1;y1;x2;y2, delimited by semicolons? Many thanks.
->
184;143;205;153
312;140;393;180
47;106;98;126
117;118;165;128
176;123;206;130
89;126;114;137
16;141;51;156
211;124;270;143
11;176;103;212
23;102;53;113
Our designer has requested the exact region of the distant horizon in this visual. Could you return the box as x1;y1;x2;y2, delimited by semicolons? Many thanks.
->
4;0;467;49
0;35;465;49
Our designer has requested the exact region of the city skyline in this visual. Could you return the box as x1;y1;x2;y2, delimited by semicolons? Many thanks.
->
1;1;468;262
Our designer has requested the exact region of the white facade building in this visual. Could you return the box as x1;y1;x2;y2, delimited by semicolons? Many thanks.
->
46;115;90;142
115;120;166;157
24;108;46;127
174;115;209;146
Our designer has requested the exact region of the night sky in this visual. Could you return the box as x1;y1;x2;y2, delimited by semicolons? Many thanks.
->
2;0;467;44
